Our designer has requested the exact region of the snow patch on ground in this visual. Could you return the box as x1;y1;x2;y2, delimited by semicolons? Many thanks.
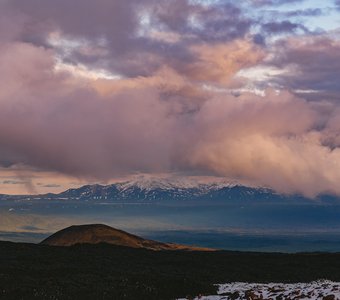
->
178;280;340;299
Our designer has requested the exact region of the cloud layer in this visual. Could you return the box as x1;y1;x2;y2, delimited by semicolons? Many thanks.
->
1;0;340;197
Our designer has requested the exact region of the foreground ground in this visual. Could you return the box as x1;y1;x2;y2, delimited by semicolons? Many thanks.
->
178;281;340;299
2;241;340;299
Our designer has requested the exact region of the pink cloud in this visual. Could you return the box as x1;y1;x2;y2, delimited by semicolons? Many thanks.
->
1;0;340;198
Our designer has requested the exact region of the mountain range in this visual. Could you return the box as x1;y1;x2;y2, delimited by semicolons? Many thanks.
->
0;177;337;202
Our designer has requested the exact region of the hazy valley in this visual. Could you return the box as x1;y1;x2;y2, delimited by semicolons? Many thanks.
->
2;179;340;252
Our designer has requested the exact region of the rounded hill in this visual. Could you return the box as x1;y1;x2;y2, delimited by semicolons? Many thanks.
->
40;224;213;251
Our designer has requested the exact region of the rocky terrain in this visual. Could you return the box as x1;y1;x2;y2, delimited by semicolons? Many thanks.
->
180;281;340;300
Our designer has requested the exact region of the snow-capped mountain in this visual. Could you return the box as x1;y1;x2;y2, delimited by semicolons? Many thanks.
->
51;177;278;202
1;176;336;202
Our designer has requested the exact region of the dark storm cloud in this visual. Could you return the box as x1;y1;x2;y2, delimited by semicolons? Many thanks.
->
284;8;324;17
268;35;340;100
7;0;141;52
153;2;251;42
262;20;307;34
258;8;325;22
336;0;340;9
3;0;252;78
2;180;27;185
38;184;61;188
250;0;306;7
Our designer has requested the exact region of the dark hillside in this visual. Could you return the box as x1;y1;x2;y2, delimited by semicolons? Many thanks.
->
1;241;340;299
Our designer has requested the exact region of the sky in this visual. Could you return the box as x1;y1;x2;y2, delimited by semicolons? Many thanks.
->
1;0;340;197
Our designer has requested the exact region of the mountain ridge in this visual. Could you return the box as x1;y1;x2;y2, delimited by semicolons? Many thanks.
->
50;176;279;202
0;178;337;203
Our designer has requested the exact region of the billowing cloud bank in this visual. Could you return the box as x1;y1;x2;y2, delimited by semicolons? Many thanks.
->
1;0;340;197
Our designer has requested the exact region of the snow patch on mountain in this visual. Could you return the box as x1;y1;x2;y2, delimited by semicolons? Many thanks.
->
43;175;279;202
114;175;238;192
